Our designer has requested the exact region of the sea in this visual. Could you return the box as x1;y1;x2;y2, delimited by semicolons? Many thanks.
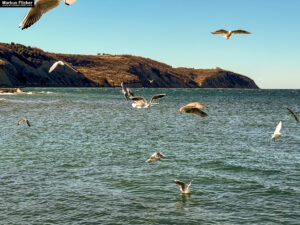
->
0;88;299;224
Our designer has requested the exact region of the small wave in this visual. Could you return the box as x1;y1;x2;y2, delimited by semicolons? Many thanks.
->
0;92;15;96
0;98;6;101
38;91;54;94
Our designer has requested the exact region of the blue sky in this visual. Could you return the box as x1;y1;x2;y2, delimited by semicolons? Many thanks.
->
1;0;300;88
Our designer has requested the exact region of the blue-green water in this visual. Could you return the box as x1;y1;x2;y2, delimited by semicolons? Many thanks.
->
0;88;299;224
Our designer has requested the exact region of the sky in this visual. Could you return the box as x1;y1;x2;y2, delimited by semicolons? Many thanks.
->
1;0;300;89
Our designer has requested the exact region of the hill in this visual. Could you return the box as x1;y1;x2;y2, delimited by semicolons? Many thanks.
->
0;42;259;88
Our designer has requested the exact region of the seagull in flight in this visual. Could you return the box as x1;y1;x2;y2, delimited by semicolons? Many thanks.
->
19;0;77;30
271;121;282;141
49;61;78;73
174;180;193;194
18;118;31;127
146;152;166;163
178;102;208;117
131;94;166;108
211;29;251;39
287;108;299;122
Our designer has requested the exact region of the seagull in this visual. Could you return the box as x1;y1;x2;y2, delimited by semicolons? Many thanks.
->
18;118;31;127
131;94;166;108
211;29;251;39
19;0;77;30
287;108;299;122
178;102;208;117
146;152;166;163
271;121;282;141
121;82;135;101
48;61;78;73
174;180;193;194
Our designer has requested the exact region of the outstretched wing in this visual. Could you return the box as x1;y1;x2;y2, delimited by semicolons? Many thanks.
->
19;0;61;30
274;121;282;134
26;120;31;127
182;107;208;117
17;119;25;125
174;180;186;190
131;96;147;103
64;0;77;5
211;29;228;35
287;108;299;122
49;61;61;73
64;62;78;73
150;94;166;104
127;88;135;98
232;30;251;34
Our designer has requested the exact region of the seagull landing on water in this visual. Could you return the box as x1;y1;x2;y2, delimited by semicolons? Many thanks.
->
121;82;135;101
178;102;208;117
131;94;166;108
146;152;166;163
287;108;299;122
18;118;31;127
174;180;193;194
271;121;282;141
19;0;77;30
211;29;251;39
49;61;78;73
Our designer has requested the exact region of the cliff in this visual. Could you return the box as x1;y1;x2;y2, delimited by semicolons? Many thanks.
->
0;42;259;89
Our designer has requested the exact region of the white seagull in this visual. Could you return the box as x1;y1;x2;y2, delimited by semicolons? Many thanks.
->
211;29;251;39
19;0;77;30
18;118;31;127
48;61;78;73
271;121;282;141
146;152;166;163
131;94;166;108
174;180;193;194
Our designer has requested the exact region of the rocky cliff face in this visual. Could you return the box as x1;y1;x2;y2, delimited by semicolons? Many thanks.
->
0;42;259;89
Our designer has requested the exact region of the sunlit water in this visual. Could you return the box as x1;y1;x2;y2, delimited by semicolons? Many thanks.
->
0;88;299;224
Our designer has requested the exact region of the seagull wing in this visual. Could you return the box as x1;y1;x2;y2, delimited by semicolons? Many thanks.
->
26;120;31;127
185;102;208;108
174;180;186;190
49;61;62;73
182;107;208;117
19;0;61;30
64;0;77;5
131;96;147;103
150;94;166;104
127;88;135;98
211;29;228;35
232;30;251;34
274;121;282;134
64;62;78;73
287;108;299;122
17;119;25;125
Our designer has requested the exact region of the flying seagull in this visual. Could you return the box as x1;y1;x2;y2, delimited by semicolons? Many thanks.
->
146;152;166;163
48;61;78;73
121;82;135;101
287;108;299;122
19;0;77;30
174;180;193;194
18;118;31;127
211;29;251;39
131;94;166;108
178;102;208;117
271;121;282;141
